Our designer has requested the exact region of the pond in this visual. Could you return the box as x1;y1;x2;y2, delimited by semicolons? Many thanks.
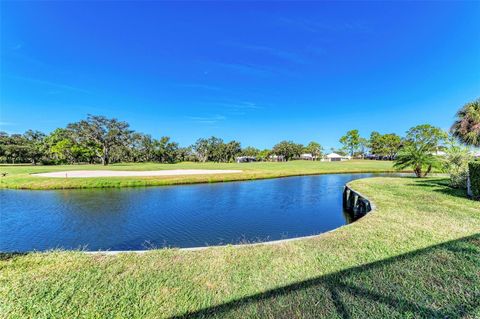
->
1;173;398;252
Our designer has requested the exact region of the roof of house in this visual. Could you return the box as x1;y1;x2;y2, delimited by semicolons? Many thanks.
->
326;152;342;158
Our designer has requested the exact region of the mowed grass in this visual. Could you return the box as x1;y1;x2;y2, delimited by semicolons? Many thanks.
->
1;177;479;318
0;160;401;190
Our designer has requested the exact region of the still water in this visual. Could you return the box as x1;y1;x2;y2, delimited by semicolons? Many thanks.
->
0;173;397;252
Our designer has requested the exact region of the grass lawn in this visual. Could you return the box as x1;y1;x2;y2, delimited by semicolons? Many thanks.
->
0;160;401;190
1;177;479;318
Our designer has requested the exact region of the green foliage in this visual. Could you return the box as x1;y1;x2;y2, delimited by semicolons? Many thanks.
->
257;149;272;161
0;160;401;190
45;128;97;164
23;130;46;165
405;124;447;152
2;177;479;318
442;139;472;189
394;143;442;177
68;114;132;165
394;124;447;177
241;146;260;157
272;141;303;161
192;137;241;163
468;161;480;200
339;129;361;156
304;141;323;159
369;132;402;159
0;132;29;164
451;98;480;147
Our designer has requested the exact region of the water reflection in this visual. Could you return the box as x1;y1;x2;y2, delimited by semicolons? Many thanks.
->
1;173;402;252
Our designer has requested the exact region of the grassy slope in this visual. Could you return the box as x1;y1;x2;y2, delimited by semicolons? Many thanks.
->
0;160;400;189
1;177;479;318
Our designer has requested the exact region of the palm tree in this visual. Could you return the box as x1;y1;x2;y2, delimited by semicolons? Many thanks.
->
451;98;480;147
394;144;442;177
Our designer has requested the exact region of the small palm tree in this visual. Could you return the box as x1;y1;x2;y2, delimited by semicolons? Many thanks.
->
451;98;480;147
394;144;442;177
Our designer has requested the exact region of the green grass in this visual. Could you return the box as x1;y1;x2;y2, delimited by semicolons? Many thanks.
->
0;160;401;190
1;177;479;318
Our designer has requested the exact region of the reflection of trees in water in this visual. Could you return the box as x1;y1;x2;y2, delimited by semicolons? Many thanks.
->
55;188;135;216
53;189;138;249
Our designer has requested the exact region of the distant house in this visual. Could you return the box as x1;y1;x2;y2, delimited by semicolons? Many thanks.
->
236;156;256;163
269;155;286;162
300;153;314;160
323;152;349;162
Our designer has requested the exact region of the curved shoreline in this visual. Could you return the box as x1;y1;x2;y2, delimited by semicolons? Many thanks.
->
84;180;376;255
1;169;407;190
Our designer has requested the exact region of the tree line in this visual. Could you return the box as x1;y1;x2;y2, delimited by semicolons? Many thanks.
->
0;115;326;165
0;114;404;165
1;103;477;168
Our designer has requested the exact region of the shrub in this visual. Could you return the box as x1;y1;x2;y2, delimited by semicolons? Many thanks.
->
443;144;472;189
468;162;480;200
449;166;469;189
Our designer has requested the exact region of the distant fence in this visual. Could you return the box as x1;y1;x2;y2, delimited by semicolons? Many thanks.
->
343;186;373;220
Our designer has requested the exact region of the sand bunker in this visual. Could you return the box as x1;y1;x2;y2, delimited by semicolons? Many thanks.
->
34;169;243;178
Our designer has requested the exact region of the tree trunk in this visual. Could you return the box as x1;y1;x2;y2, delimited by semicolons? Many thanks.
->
424;165;432;177
414;166;422;178
102;148;109;165
467;174;472;197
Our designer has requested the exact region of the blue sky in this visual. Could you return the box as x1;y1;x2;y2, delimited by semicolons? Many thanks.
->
1;1;479;149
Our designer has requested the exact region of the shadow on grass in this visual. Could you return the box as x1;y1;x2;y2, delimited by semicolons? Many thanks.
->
409;178;470;199
174;235;480;319
0;252;27;261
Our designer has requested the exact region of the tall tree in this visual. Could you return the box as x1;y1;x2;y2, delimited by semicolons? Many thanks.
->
369;131;383;156
272;141;303;161
451;98;480;147
222;140;242;162
46;128;93;164
241;146;260;157
154;136;179;163
23;130;46;165
0;133;28;164
339;130;361;156
382;133;402;159
304;141;323;160
68;115;132;165
405;124;447;152
192;138;210;162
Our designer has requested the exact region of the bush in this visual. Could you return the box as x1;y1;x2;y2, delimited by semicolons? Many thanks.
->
449;166;469;189
468;162;480;200
442;144;471;188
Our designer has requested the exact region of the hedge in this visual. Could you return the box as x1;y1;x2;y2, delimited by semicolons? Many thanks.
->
469;161;480;200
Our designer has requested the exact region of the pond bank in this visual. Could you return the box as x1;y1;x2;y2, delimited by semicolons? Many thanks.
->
2;177;478;318
0;160;404;189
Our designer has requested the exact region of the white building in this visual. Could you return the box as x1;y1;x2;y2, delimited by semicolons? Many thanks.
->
269;155;286;162
300;153;314;160
323;153;349;162
236;156;256;163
